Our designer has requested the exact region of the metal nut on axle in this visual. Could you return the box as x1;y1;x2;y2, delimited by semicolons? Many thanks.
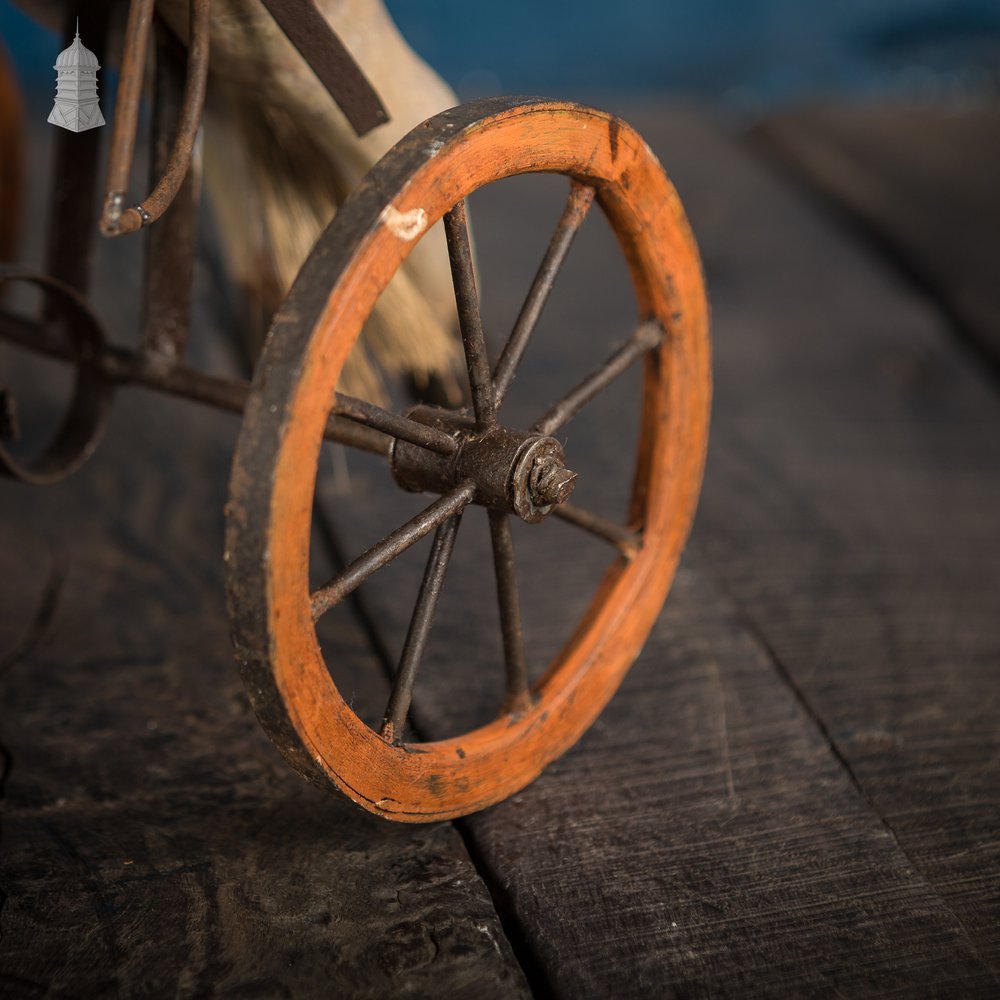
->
390;406;577;524
508;434;577;523
530;458;578;507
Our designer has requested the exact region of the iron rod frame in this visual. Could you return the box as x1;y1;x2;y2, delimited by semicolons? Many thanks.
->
0;308;391;456
0;71;665;746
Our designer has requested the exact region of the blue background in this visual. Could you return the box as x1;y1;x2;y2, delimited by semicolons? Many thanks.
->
2;0;999;112
386;0;1000;111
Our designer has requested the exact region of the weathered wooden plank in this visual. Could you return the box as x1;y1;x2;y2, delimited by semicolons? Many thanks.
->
0;113;528;998
0;198;529;998
671;104;1000;972
463;561;997;998
328;108;1000;994
337;501;1000;995
752;105;1000;370
695;105;1000;971
6;100;1000;996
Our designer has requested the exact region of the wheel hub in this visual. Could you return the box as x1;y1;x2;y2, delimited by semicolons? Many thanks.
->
390;405;577;523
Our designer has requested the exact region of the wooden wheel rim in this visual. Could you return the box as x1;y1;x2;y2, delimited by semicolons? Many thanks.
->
226;98;711;821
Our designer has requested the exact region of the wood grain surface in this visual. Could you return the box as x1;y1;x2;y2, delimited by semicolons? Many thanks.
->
0;386;529;998
0;142;529;993
332;106;1000;995
3;102;999;997
752;106;1000;372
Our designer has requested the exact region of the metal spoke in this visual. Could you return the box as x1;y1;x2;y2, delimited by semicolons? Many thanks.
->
323;415;391;457
380;513;462;743
444;200;496;428
488;510;531;713
532;321;663;436
493;182;595;407
552;503;642;560
334;393;457;456
311;483;474;620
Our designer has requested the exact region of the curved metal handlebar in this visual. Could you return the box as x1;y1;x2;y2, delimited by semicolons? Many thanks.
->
100;0;210;237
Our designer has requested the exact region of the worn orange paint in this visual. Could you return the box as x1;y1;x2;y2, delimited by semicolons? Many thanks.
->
257;102;710;820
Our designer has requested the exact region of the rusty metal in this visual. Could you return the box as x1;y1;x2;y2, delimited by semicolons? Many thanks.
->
141;19;202;364
1;63;674;782
99;0;154;234
0;268;114;485
552;503;642;559
260;0;388;137
380;512;463;744
100;0;210;237
390;405;577;523
44;3;112;295
311;483;475;620
493;181;595;406
533;321;664;435
488;510;531;712
334;393;458;456
531;459;578;506
45;122;101;292
0;302;388;456
444;201;497;429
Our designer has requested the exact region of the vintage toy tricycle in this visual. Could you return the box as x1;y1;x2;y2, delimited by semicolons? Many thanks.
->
0;0;710;820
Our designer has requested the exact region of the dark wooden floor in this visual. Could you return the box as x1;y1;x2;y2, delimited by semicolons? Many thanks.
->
2;102;999;997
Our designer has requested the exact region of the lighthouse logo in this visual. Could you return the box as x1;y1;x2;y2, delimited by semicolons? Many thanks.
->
48;18;105;132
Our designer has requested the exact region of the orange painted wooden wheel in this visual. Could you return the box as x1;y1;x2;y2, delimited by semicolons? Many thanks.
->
226;98;710;821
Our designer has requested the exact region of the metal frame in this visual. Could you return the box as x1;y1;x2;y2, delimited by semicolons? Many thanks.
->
0;22;657;734
0;0;405;473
